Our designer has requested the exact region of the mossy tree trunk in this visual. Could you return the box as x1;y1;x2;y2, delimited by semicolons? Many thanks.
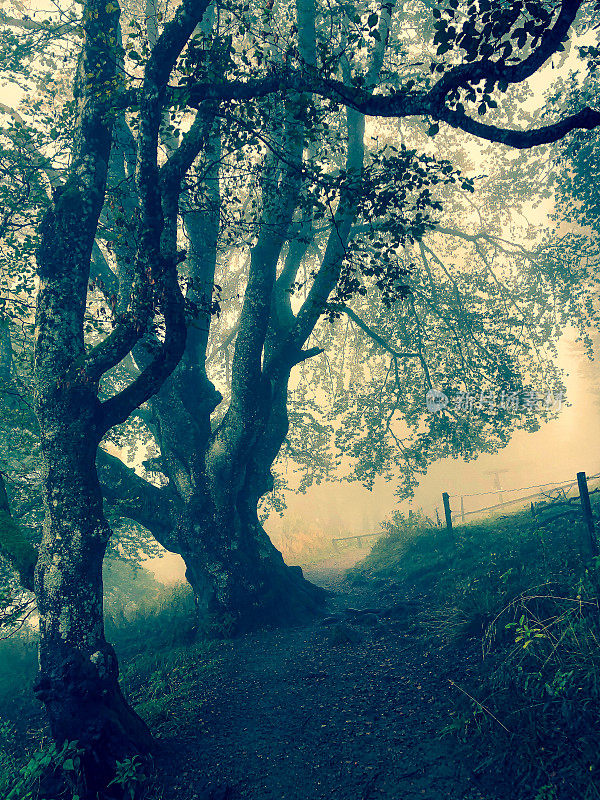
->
31;0;154;783
30;0;209;793
96;0;384;633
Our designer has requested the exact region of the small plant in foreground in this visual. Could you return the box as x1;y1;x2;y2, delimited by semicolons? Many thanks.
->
108;755;148;800
5;740;85;800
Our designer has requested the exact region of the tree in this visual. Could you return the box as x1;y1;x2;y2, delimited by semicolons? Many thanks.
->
94;0;600;632
1;0;600;791
0;0;209;790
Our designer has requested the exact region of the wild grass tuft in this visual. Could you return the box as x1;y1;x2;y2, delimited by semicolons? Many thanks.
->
107;583;219;733
354;506;600;799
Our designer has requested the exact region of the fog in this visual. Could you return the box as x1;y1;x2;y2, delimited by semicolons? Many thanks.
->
275;331;600;529
144;328;600;584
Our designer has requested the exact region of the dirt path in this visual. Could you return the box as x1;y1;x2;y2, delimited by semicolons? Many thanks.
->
154;553;494;800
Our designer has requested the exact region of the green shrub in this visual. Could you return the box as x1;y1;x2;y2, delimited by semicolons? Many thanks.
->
475;560;600;798
106;583;219;733
108;583;198;660
108;755;148;800
4;739;85;800
0;631;40;734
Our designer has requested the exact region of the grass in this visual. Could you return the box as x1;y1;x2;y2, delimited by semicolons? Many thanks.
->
114;584;220;734
352;507;592;634
0;721;26;799
4;506;598;799
0;581;220;798
351;506;600;800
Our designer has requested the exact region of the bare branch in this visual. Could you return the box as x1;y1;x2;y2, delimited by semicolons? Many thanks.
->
292;345;324;365
96;448;174;544
0;9;75;34
327;303;419;360
433;105;600;149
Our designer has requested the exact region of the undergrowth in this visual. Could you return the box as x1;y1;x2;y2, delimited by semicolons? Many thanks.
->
352;506;600;800
111;583;220;734
0;581;218;798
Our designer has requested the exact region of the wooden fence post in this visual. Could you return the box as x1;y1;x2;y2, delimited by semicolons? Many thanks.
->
442;492;452;534
577;471;599;558
460;495;465;524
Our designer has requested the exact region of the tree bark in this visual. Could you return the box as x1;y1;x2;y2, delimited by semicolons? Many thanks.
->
29;0;204;791
29;0;156;783
175;495;328;633
100;365;328;633
33;109;153;800
33;395;152;793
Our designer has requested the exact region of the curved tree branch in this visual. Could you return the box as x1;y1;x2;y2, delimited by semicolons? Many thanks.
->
427;0;582;103
433;105;600;148
132;0;599;149
96;448;174;545
327;304;419;360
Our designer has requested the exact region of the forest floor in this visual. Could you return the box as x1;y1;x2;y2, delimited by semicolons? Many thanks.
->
151;551;496;800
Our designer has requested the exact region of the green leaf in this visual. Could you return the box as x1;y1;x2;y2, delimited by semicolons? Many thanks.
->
427;123;439;136
367;12;378;27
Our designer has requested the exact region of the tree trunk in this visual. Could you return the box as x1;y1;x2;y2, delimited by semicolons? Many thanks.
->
180;492;327;634
30;0;157;779
99;371;327;634
33;381;152;798
101;467;328;634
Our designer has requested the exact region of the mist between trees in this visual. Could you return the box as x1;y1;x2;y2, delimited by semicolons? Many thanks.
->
1;0;600;796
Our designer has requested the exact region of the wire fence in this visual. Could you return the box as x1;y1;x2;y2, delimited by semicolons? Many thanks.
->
331;471;600;553
444;471;600;525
